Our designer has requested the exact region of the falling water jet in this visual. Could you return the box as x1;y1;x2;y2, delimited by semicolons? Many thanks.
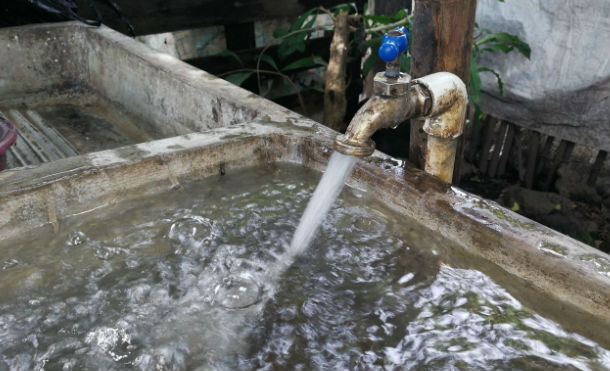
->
286;151;357;262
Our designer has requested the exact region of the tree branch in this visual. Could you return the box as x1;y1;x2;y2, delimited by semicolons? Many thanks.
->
366;18;409;34
323;10;350;131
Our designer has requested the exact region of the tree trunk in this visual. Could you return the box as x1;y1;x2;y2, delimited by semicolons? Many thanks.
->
323;10;350;132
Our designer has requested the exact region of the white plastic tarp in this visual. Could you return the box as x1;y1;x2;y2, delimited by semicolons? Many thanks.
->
476;0;610;151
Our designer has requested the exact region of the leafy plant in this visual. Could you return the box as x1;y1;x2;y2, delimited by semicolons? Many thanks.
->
219;1;529;127
469;25;531;125
221;3;408;87
219;5;336;111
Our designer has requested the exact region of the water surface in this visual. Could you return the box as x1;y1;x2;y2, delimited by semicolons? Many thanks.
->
0;165;608;370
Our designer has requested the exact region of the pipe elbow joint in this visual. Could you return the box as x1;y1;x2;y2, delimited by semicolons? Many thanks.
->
413;72;468;139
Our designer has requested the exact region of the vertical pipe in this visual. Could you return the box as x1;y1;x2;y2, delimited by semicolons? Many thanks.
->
425;136;458;183
409;0;477;182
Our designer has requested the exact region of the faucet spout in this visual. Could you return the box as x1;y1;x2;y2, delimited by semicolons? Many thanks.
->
334;81;430;157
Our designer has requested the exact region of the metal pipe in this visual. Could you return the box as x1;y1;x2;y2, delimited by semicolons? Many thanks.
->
334;84;429;157
410;0;478;182
334;72;467;183
416;72;468;182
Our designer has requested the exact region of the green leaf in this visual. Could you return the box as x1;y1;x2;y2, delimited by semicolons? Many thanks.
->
393;8;407;19
363;9;406;24
312;55;328;66
213;50;244;67
281;77;292;90
468;58;484;127
362;56;376;78
478;67;504;96
469;59;482;105
281;56;323;72
290;7;319;31
302;11;317;30
260;54;279;71
476;32;531;58
273;27;288;38
362;54;378;79
310;83;326;93
275;6;322;60
278;34;307;59
363;14;394;24
471;103;483;127
224;72;253;86
365;36;383;47
275;8;322;60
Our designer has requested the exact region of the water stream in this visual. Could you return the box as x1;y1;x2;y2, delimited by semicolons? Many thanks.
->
288;151;357;262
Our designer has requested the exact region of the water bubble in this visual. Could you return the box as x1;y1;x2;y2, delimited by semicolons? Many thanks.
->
66;231;87;247
214;274;262;309
94;246;127;260
2;258;19;270
168;216;219;258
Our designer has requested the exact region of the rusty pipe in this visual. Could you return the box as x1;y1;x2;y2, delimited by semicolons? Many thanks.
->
334;85;429;157
416;72;468;182
334;72;467;183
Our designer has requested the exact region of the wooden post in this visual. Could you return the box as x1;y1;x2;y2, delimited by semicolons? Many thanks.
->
323;11;350;131
409;0;477;183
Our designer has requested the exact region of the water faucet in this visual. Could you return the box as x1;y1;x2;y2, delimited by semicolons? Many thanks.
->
334;27;468;182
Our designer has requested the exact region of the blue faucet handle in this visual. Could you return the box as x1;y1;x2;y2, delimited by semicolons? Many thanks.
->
378;27;409;62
